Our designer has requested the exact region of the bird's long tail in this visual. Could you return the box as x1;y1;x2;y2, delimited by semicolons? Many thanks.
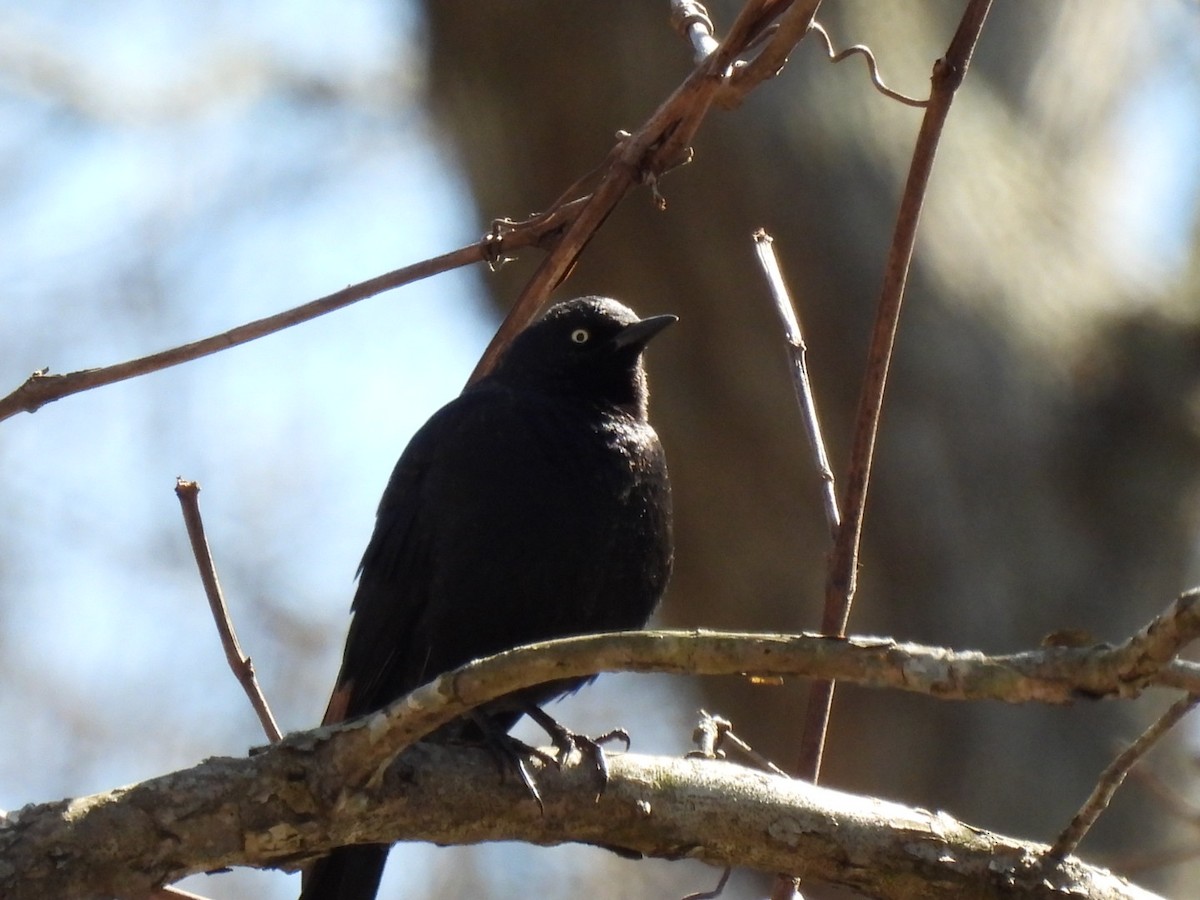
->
299;843;390;900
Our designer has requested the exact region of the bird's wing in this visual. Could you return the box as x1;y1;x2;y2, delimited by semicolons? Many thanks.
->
321;400;452;725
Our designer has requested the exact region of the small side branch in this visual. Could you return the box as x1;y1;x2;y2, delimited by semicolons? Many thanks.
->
174;479;281;743
1047;692;1200;862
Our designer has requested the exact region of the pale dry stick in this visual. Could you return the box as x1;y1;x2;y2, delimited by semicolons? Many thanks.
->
692;708;790;777
0;197;591;425
781;3;995;898
1047;692;1200;862
753;230;840;538
174;479;282;743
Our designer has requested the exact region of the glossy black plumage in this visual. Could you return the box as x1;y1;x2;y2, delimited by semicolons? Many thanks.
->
300;297;675;900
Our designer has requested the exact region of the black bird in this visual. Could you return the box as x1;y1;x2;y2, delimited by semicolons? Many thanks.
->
300;296;675;900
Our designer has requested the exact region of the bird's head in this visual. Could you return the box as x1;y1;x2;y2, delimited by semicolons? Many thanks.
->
492;296;676;416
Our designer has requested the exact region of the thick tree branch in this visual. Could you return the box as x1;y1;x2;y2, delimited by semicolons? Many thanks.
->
0;743;1163;900
3;591;1197;898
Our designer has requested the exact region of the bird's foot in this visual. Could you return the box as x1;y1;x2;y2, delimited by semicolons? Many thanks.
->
523;706;629;799
469;711;554;812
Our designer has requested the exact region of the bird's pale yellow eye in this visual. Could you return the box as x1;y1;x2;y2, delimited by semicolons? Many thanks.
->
570;328;590;344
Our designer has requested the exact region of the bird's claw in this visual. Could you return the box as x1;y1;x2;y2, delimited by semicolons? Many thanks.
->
470;711;553;812
524;706;628;799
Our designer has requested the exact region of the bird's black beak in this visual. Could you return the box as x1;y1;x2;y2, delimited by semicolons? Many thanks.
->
611;314;677;351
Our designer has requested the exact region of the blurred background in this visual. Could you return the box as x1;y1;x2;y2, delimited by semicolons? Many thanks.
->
3;2;1200;897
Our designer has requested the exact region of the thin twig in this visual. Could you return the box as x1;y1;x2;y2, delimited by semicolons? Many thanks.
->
0;197;590;425
800;0;994;772
808;21;930;108
174;479;282;743
779;4;994;897
753;229;840;539
698;710;790;777
1047;693;1200;862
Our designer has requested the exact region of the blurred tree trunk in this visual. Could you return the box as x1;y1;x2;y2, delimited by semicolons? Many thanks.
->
422;2;1200;894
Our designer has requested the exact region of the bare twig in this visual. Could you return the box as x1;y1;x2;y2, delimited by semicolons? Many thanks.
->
467;66;713;383
781;5;994;896
753;230;840;539
174;479;282;743
0;197;590;425
1047;693;1200;862
808;21;930;108
691;709;790;777
1115;587;1200;679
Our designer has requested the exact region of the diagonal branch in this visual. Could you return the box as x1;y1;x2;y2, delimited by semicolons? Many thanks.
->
0;197;590;425
467;0;824;385
1048;692;1200;861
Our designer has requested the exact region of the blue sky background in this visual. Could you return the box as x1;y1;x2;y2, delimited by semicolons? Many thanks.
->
2;2;1199;898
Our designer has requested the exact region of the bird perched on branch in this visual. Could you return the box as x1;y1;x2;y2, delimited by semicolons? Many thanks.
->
300;296;676;900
